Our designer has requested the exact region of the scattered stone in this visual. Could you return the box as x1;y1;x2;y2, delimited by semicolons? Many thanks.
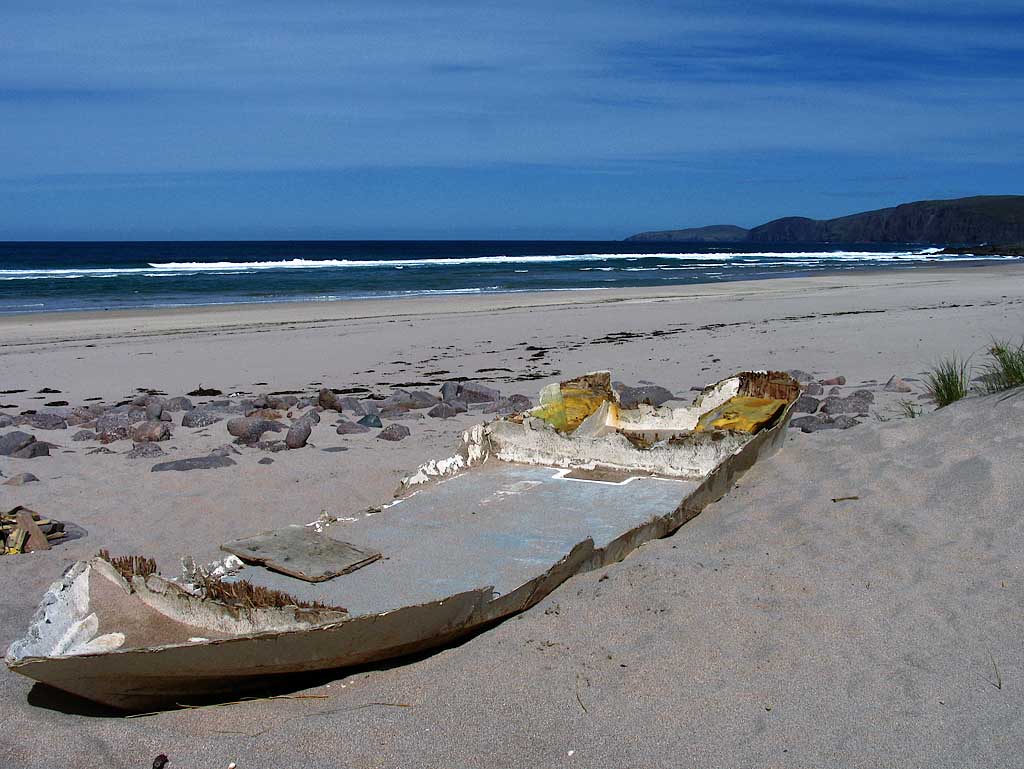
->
884;375;913;393
227;417;285;444
257;440;290;453
87;446;115;455
336;419;371;435
163;396;194;412
614;383;676;408
407;391;440;409
131;421;172;443
182;409;224;428
379;405;409;419
266;395;298;410
12;441;50;459
144;400;165;421
428;402;460;419
336;396;366;415
828;386;842;396
803;382;823;396
210;444;242;457
318;388;342;411
359;400;381;416
96;412;137;434
820;376;846;386
20;412;67;430
246;407;284;421
377;424;410;441
793;395;821;414
357;413;383;429
819;394;872;416
126;442;166;459
285;420;312;449
506;394;533;411
321;446;348;453
294;410;320;426
258;457;274;465
0;431;37;457
791;412;862;433
456;382;501;404
3;473;39;486
0;414;13;428
152;455;236;472
440;381;461;403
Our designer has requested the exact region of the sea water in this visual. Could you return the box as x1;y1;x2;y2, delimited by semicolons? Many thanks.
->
0;240;1018;314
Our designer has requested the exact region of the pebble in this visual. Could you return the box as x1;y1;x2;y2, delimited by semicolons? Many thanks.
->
336;420;371;434
163;396;194;412
336;396;366;415
3;473;39;486
0;431;39;457
820;376;847;386
377;424;411;441
803;382;823;396
428;402;460;419
227;417;285;444
72;429;97;441
182;409;224;428
318;388;342;411
285;420;312;449
258;457;274;465
792;395;820;414
614;384;675;408
19;412;68;430
126;442;166;458
884;375;913;393
151;455;237;472
130;421;172;442
456;382;501;404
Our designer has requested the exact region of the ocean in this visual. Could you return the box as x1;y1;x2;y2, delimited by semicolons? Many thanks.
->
0;240;1019;314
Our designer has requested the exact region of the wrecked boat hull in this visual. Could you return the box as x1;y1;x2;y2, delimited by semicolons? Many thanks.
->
7;372;797;711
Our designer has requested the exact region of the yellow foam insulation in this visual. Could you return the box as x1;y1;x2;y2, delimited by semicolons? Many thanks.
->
695;396;788;434
531;372;613;433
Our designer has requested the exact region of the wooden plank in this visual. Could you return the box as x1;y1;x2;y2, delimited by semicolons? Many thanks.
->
221;526;381;583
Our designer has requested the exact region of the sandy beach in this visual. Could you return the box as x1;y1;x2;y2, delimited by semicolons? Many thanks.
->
2;263;1024;767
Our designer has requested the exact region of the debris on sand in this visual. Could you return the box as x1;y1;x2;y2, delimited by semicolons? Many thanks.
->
2;507;65;554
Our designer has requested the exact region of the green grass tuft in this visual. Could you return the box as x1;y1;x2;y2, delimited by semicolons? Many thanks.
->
898;400;923;419
925;356;970;408
980;339;1024;394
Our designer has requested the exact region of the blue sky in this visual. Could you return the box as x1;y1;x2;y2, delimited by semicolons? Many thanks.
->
1;0;1022;240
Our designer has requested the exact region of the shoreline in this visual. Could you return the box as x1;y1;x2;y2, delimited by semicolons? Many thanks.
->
3;261;1023;348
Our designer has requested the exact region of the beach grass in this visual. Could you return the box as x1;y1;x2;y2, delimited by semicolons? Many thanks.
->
980;339;1024;394
925;356;970;407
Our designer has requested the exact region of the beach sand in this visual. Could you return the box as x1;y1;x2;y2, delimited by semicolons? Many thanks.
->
1;264;1023;767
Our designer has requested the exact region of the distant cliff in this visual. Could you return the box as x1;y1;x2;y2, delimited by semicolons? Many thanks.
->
626;196;1024;245
626;224;749;243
